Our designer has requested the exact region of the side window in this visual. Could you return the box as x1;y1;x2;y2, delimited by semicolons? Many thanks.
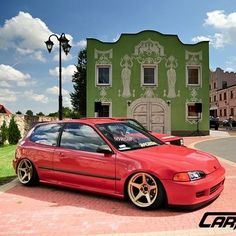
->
30;123;61;146
60;123;107;152
187;103;201;119
186;65;201;86
96;65;111;86
141;65;157;86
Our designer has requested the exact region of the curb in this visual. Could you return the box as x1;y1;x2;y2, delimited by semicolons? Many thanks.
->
0;178;18;193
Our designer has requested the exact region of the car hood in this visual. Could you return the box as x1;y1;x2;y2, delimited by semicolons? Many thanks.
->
150;132;181;142
123;144;221;175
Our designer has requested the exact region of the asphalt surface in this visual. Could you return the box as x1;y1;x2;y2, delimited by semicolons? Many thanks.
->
195;137;236;163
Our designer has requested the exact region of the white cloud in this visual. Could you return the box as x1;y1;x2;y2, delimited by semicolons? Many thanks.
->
194;10;236;48
34;51;46;62
23;90;48;104
0;11;52;51
192;36;211;42
0;88;17;102
76;39;87;48
0;64;31;86
225;67;235;72
63;95;72;108
0;81;11;88
192;33;225;48
204;10;236;29
225;57;236;72
46;86;69;96
213;33;225;48
49;64;75;82
53;52;72;62
46;86;71;108
0;11;74;62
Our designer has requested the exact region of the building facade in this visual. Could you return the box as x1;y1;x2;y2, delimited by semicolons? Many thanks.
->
87;30;209;136
210;68;236;121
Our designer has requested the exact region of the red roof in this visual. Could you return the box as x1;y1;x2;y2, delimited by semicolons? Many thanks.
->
0;104;12;114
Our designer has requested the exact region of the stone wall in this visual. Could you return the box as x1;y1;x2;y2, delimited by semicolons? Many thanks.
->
0;114;58;138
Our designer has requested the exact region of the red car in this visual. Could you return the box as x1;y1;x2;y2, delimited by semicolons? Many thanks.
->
110;118;184;146
13;119;225;210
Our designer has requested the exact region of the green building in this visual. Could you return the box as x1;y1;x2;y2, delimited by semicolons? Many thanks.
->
86;30;209;136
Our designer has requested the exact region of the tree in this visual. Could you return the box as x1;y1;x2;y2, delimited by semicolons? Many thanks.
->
0;120;8;145
48;107;80;119
70;48;87;117
36;112;45;116
16;111;22;114
48;111;58;117
8;117;21;144
26;110;33;116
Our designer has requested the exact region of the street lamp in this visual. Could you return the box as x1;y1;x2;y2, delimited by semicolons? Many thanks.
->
45;33;71;120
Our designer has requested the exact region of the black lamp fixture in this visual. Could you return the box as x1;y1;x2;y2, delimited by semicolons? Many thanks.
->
45;33;71;120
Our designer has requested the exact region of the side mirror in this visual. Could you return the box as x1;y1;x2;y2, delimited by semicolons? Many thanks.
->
97;145;113;154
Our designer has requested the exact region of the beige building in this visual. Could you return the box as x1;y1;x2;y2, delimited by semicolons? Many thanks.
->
210;68;236;121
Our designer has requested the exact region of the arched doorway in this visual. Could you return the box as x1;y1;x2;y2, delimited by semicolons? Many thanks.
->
128;98;171;134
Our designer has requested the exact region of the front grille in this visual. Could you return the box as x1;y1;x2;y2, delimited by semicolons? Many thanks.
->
196;190;206;198
196;179;224;198
210;180;224;195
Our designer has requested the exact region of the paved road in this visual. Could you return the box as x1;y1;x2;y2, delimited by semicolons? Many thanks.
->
0;136;236;236
195;137;236;163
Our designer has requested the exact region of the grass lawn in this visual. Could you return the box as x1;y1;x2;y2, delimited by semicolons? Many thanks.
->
0;145;17;185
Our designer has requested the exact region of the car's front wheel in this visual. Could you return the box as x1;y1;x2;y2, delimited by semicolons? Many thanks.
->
17;159;39;186
127;172;165;210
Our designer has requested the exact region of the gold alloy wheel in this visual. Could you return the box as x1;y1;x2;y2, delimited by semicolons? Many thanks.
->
128;172;158;208
17;159;33;184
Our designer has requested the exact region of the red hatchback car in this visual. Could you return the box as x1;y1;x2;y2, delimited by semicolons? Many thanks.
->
13;119;225;210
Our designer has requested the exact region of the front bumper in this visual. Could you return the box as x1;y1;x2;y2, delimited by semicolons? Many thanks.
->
162;165;225;206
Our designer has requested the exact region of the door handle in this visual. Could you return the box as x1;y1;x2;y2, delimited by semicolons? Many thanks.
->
59;152;65;157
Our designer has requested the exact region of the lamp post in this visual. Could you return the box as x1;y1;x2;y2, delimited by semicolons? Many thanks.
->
45;33;71;120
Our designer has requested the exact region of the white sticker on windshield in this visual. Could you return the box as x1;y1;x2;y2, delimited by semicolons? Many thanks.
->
119;144;131;150
140;141;157;147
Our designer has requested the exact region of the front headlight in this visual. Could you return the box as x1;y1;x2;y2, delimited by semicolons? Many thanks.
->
188;171;205;181
180;138;184;146
173;171;205;182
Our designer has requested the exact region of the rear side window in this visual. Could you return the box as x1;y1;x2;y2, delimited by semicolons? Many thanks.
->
30;123;62;146
60;123;107;152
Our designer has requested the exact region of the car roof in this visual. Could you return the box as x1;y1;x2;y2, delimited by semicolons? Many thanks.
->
35;118;123;127
77;118;122;125
80;117;130;121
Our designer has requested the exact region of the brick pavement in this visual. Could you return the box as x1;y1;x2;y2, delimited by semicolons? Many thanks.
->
0;132;236;236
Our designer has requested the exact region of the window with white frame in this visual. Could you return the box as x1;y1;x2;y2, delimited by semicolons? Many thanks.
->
186;65;201;86
96;65;111;86
141;65;157;86
187;103;201;119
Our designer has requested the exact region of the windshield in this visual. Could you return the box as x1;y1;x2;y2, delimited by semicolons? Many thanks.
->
96;122;163;151
125;119;147;132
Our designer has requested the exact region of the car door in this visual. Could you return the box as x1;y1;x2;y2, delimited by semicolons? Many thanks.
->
53;123;116;194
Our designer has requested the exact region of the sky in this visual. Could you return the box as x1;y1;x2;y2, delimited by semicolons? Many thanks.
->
1;0;236;115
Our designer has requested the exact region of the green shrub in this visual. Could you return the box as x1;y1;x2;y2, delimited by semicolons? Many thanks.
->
8;117;21;144
0;120;8;145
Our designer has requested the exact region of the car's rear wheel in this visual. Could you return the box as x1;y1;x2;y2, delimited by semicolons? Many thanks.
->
17;159;38;186
127;172;165;209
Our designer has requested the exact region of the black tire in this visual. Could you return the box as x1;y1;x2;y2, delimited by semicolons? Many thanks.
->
127;172;165;210
17;159;39;186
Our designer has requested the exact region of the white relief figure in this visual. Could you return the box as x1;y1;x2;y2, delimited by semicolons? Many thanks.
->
120;55;133;98
121;67;131;97
165;56;178;98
